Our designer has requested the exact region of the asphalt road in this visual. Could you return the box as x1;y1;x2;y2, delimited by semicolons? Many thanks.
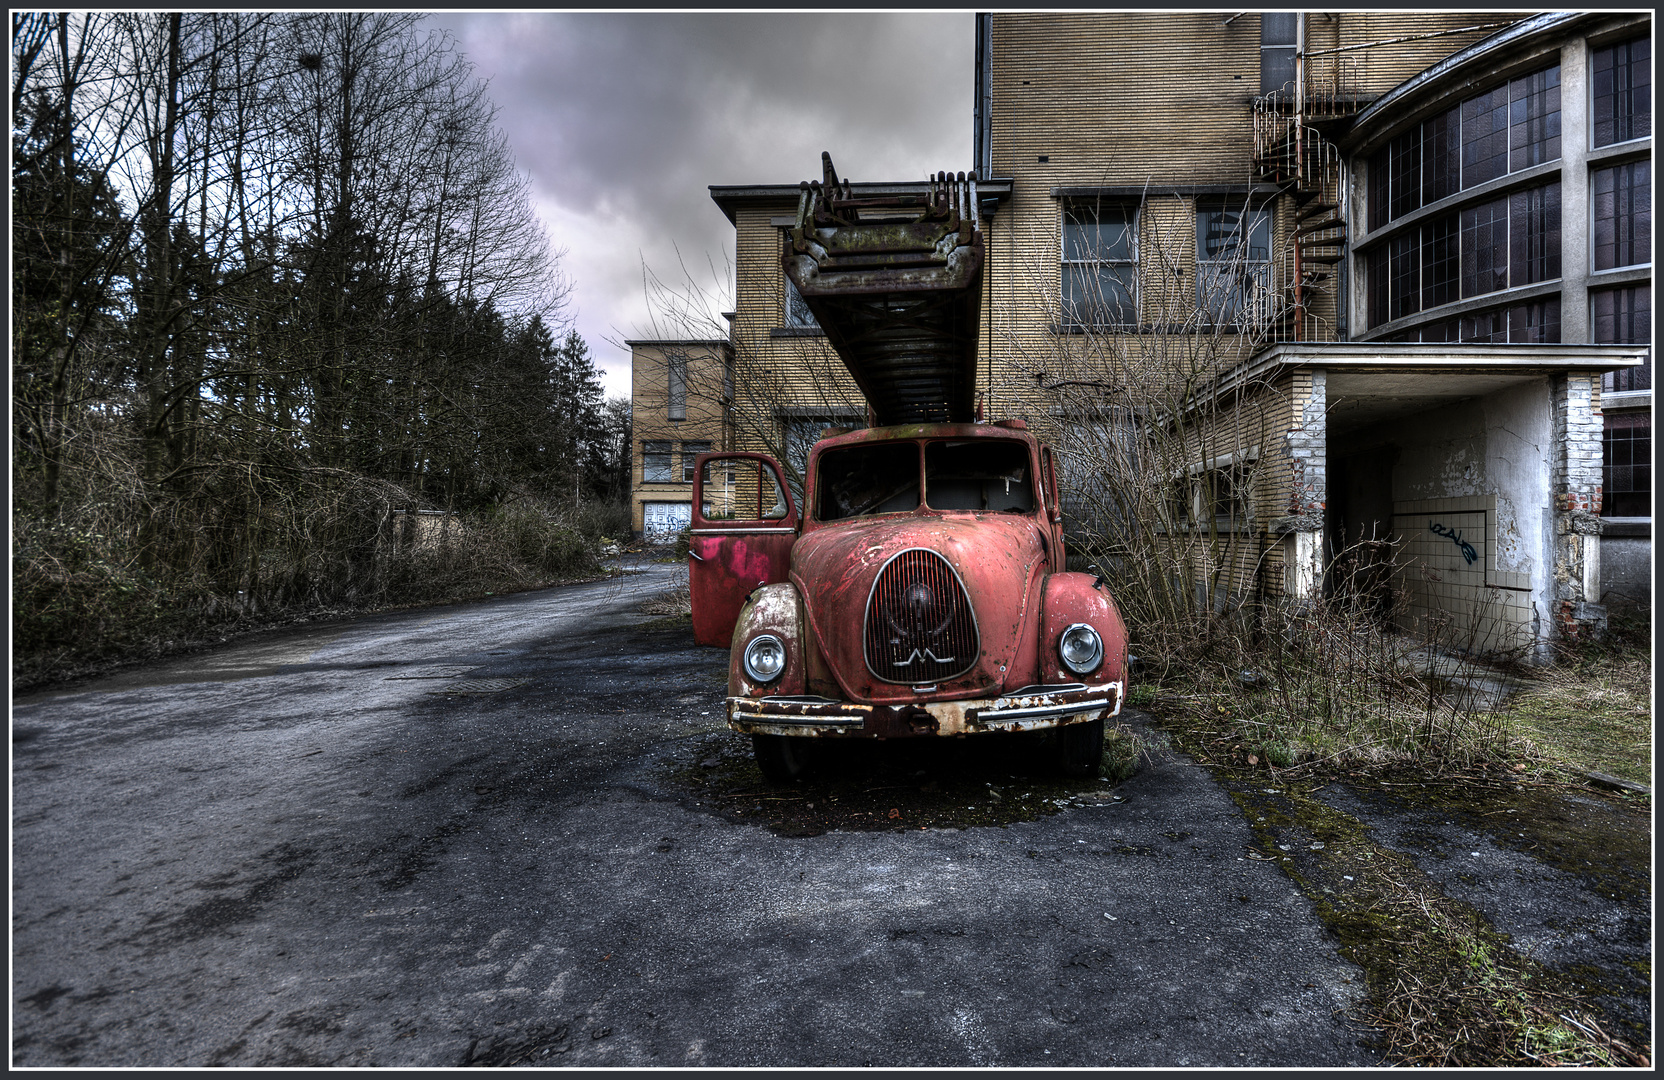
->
10;563;1644;1067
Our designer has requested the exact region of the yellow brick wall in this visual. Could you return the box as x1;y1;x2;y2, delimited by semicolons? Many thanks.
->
978;10;1534;422
728;202;863;479
629;341;731;534
1324;12;1536;93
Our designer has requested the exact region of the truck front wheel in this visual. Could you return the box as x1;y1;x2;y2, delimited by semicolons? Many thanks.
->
1055;716;1105;777
752;733;817;784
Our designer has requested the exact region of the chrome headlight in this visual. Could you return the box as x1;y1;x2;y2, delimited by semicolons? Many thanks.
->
1058;623;1104;675
742;634;786;683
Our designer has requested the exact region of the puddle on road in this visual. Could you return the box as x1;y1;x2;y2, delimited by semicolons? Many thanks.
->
666;726;1145;837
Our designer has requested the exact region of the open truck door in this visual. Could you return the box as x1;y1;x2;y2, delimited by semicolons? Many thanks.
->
689;452;798;646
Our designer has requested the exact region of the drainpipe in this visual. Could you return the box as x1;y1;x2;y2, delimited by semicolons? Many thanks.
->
1292;12;1306;342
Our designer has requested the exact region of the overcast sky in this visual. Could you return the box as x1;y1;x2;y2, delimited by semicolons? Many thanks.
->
425;10;973;398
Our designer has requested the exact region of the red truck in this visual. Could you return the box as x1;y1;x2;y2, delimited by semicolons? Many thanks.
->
687;156;1129;783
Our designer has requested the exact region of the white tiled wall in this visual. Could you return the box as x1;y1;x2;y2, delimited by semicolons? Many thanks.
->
1390;495;1533;654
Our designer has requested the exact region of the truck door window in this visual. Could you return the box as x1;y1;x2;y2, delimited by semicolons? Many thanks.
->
816;443;921;520
924;440;1034;512
700;457;788;521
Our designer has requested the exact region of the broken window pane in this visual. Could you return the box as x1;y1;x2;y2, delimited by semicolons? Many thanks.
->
816;442;920;520
1196;206;1271;325
925;440;1034;513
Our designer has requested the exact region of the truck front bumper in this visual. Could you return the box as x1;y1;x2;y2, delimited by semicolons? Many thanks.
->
726;681;1123;738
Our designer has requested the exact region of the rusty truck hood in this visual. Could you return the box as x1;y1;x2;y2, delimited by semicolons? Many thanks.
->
789;513;1046;703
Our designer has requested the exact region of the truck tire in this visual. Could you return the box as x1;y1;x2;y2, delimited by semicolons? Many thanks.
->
752;733;816;783
1055;716;1105;777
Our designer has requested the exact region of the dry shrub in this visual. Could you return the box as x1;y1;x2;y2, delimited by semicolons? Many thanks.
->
639;578;692;618
1123;541;1531;771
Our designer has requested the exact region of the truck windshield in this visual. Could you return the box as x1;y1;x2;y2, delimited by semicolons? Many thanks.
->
816;443;920;520
925;440;1034;512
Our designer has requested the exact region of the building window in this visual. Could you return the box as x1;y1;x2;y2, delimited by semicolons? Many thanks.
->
1204;463;1253;524
1260;13;1298;96
1593;37;1651;147
1420;318;1460;343
1423;106;1461;204
1459;196;1510;299
1062;201;1137;327
642;441;672;483
1594;285;1652;393
1366;245;1389;328
1508;66;1561;171
1388;130;1422;219
1369;184;1558;331
1508;182;1561;285
1592;161;1651;271
1388;232;1420;321
1603;414;1651;517
1195;205;1270;325
1370;65;1562;233
1459;308;1509;344
777;410;862;491
1420;213;1460;309
1507;298;1560;344
667;352;687;421
681;441;712;483
1460;83;1511;189
784;277;819;329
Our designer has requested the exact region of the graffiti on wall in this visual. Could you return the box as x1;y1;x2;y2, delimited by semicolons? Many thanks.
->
1429;521;1478;565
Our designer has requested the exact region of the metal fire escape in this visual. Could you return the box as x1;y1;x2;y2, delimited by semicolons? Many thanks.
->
1251;39;1364;343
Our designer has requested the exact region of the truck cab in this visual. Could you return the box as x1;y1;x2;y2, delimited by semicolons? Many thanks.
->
691;420;1127;782
688;154;1129;782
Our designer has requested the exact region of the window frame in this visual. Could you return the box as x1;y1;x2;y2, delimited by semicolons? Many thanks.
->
1060;199;1140;329
1592;36;1652;148
667;352;688;421
1602;413;1651;518
1592;160;1651;272
641;440;674;484
1195;202;1273;327
680;440;713;484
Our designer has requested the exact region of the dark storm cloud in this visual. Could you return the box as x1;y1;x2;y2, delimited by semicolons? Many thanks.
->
425;11;971;392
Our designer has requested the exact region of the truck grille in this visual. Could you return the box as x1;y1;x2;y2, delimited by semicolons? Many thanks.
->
863;548;979;684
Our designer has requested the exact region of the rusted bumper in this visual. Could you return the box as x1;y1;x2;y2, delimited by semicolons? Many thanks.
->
727;681;1122;738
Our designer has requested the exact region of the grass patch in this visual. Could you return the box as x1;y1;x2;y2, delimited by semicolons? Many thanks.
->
1217;773;1650;1067
1492;646;1651;787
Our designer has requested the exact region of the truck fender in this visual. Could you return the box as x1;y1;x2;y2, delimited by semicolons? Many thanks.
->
1039;572;1130;686
729;582;807;698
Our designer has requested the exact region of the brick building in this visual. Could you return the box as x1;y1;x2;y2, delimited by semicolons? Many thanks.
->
627;339;733;539
637;11;1650;654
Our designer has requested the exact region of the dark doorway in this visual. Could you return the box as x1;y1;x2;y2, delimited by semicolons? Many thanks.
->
1325;444;1399;619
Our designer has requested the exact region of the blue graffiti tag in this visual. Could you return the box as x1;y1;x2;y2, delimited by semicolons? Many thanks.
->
1429;521;1478;565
